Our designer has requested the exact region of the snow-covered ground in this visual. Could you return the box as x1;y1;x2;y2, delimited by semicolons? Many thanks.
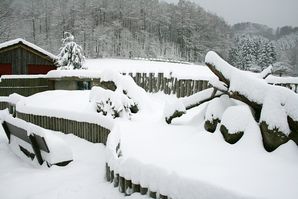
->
113;103;298;199
84;58;214;80
0;124;149;199
4;88;298;199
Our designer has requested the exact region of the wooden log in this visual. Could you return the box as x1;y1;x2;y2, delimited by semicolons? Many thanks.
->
186;80;191;96
202;80;208;90
106;163;111;182
124;179;132;196
149;73;153;92
114;173;119;187
177;80;181;98
119;176;125;193
110;170;114;183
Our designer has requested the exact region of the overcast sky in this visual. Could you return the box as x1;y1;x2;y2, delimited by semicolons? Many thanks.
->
163;0;298;28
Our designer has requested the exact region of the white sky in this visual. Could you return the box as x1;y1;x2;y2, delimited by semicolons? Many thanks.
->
163;0;298;28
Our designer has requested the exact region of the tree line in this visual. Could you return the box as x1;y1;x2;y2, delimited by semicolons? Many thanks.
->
0;0;231;62
0;0;297;75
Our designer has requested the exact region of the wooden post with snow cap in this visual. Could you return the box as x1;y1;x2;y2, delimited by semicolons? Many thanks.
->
105;163;111;182
119;176;125;193
140;186;148;195
124;179;132;196
114;173;119;187
149;190;157;199
110;170;114;183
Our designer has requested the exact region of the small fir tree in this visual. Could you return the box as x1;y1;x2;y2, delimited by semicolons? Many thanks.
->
56;32;85;70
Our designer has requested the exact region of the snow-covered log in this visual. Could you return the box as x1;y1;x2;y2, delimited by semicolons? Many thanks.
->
220;105;253;144
204;95;234;133
259;65;273;79
165;88;222;124
205;51;298;151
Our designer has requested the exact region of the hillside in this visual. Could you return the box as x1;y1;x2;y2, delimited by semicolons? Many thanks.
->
0;0;231;62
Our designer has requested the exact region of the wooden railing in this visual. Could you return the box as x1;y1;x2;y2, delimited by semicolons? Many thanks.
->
0;101;8;110
16;112;110;144
0;77;51;96
127;73;210;97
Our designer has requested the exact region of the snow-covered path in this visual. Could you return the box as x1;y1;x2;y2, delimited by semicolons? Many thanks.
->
0;126;147;199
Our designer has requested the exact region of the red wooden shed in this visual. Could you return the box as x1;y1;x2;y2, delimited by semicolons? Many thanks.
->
0;38;57;76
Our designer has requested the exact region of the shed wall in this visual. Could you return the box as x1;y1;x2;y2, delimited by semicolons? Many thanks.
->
0;45;55;75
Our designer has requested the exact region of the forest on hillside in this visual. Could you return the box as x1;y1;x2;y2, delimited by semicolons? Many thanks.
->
0;0;297;75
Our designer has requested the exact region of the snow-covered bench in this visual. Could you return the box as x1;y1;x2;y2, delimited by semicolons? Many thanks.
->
1;112;73;167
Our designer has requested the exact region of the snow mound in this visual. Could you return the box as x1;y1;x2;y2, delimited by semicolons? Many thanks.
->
8;93;24;105
99;71;151;110
1;112;73;166
206;51;298;130
221;105;253;134
205;95;234;121
16;90;114;130
90;86;136;119
163;100;186;121
260;89;291;135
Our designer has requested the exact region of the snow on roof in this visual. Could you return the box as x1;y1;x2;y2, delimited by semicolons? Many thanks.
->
0;74;47;79
0;38;57;60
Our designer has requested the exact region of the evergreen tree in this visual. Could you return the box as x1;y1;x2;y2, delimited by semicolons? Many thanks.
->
229;34;277;71
56;32;85;70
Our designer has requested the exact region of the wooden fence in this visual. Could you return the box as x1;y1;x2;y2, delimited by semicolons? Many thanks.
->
0;78;51;96
16;112;110;144
105;163;169;199
1;74;298;98
270;83;298;93
127;73;210;97
0;101;8;110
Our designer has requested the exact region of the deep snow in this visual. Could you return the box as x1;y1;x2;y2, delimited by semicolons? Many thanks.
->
5;87;298;199
0;124;149;199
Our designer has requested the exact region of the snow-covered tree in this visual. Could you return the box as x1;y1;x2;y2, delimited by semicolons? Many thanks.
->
272;62;295;76
56;32;85;70
229;35;277;71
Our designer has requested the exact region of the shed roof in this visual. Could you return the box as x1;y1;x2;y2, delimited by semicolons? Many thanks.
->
0;38;57;60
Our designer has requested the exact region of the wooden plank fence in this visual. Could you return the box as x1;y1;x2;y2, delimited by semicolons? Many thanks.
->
0;101;8;110
1;74;298;98
0;78;50;96
270;83;298;93
127;73;210;97
16;112;110;144
105;163;169;199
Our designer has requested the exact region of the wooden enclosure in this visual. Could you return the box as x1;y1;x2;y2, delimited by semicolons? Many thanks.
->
16;112;110;144
0;77;51;96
